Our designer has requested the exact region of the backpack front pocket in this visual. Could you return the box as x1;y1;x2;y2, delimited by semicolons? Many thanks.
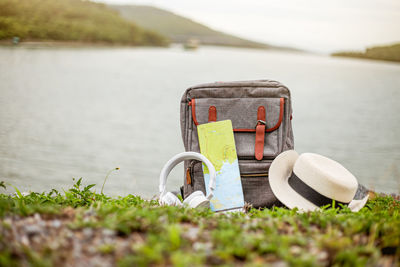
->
189;97;285;160
238;159;283;208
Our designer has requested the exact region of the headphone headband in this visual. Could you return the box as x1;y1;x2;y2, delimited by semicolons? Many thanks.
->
159;152;216;200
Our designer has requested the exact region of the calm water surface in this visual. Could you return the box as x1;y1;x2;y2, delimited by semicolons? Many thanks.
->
0;46;399;197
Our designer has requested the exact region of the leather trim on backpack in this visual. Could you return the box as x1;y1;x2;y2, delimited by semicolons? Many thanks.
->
208;106;217;122
188;100;199;125
255;106;266;160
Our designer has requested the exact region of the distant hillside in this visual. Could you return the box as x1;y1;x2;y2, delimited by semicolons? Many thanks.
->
109;5;292;50
332;43;400;63
0;0;168;46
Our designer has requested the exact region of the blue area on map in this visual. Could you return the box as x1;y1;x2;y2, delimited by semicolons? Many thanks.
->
203;159;244;212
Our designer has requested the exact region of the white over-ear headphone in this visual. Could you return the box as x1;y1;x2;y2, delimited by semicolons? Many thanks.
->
159;152;216;208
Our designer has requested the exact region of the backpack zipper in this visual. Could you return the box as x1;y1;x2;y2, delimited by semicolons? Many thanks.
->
241;173;268;178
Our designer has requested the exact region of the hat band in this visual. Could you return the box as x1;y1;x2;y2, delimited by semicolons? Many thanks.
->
288;172;349;207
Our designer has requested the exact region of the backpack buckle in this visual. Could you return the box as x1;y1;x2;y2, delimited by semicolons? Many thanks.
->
256;120;266;127
255;108;266;161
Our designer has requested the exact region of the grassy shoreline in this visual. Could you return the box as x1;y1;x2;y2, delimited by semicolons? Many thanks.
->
0;0;168;47
0;39;170;48
332;43;400;63
0;179;399;266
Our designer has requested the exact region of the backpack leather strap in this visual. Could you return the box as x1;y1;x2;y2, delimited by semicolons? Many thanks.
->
255;106;266;160
208;106;217;122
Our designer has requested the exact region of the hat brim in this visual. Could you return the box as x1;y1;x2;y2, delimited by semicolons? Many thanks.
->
269;150;369;212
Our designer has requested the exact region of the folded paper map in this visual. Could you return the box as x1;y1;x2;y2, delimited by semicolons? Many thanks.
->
197;120;244;212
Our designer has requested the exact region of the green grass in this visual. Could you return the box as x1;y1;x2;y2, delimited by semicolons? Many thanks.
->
0;0;168;46
0;179;399;266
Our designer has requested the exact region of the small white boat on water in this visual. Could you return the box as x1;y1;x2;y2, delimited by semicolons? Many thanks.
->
183;38;199;50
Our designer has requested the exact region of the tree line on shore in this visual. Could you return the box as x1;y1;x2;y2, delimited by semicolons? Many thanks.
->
332;43;400;63
0;0;169;46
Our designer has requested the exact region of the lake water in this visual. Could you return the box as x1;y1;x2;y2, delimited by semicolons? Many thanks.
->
0;45;399;198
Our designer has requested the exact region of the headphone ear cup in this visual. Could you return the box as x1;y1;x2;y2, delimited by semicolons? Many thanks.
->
160;192;183;206
183;191;210;208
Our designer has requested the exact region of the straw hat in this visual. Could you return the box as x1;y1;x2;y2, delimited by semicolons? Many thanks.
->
269;150;369;212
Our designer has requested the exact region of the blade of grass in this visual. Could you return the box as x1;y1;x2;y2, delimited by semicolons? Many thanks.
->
101;167;120;195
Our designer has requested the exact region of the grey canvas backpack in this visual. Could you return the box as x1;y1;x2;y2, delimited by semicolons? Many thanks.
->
179;80;294;208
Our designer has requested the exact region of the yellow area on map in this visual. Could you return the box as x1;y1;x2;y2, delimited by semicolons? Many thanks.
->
197;120;237;174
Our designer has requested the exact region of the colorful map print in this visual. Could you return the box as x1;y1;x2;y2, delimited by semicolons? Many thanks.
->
197;120;244;212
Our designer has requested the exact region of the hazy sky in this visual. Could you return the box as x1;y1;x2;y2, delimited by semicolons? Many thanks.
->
97;0;400;52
